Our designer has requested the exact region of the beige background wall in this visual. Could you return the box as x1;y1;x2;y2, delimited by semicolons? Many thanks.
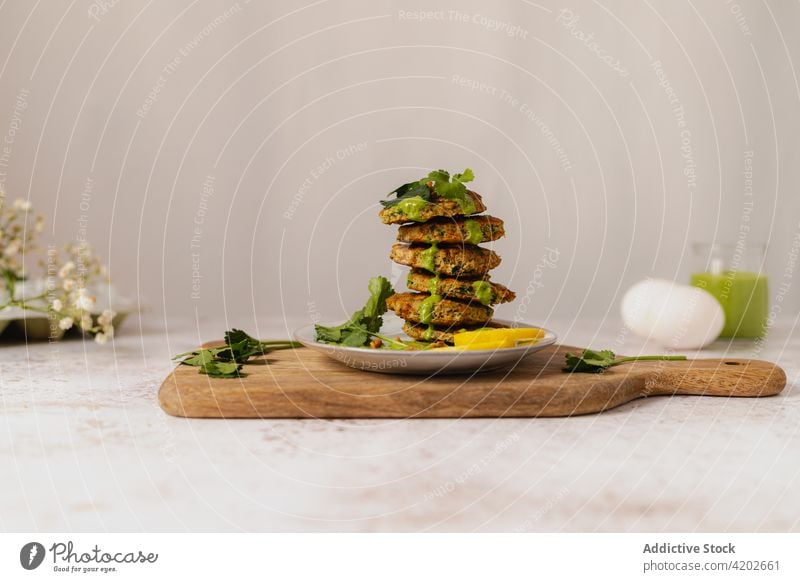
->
0;0;798;328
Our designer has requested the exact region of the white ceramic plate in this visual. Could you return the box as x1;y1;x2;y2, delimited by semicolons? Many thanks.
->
293;315;557;375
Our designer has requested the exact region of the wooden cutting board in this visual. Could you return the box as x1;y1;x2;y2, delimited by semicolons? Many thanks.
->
158;344;786;418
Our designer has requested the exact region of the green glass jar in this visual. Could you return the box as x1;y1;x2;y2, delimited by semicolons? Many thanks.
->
690;243;768;338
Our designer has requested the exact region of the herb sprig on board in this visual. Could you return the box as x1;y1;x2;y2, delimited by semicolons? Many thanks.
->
563;349;686;373
173;329;302;378
380;168;474;208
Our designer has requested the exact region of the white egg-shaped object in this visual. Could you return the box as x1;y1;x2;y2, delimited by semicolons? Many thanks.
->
621;278;725;349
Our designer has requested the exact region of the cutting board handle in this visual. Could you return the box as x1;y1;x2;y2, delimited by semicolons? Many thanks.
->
643;358;786;398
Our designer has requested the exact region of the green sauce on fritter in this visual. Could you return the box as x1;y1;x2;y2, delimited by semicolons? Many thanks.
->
394;196;428;221
419;242;438;272
456;195;476;215
464;219;483;244
427;273;441;294
472;280;493;306
418;293;442;324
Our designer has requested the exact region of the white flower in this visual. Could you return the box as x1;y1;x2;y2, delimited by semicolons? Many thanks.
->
58;317;74;330
3;240;20;257
58;261;75;278
80;314;93;330
62;278;75;291
74;289;95;310
13;198;31;211
94;332;108;344
97;309;115;327
51;299;63;311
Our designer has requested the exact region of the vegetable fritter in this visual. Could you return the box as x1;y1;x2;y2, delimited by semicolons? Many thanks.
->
403;320;508;345
406;269;516;305
396;215;505;244
386;292;493;326
379;191;486;225
390;243;501;277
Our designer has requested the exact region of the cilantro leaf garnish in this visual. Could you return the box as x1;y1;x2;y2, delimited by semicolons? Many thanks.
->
173;329;302;378
429;168;474;200
315;276;396;347
380;168;474;207
563;349;687;373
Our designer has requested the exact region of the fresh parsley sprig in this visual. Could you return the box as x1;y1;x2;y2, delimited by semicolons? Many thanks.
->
314;276;395;347
563;349;686;373
173;329;302;378
380;168;474;208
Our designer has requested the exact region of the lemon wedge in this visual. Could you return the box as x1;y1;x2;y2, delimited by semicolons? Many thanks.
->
454;327;545;348
429;342;512;351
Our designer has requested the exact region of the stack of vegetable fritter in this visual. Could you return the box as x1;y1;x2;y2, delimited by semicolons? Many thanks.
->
379;169;516;344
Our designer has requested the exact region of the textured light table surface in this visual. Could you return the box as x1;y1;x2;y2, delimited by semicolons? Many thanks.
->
1;315;798;532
